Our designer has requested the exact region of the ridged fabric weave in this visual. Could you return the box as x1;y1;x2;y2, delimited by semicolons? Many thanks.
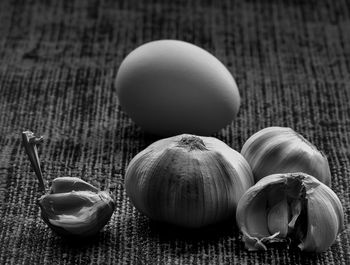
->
0;0;349;264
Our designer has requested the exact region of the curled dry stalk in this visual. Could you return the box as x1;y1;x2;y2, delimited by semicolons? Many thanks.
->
22;131;46;191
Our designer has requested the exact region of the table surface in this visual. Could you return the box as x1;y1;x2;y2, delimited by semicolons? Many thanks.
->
0;0;349;264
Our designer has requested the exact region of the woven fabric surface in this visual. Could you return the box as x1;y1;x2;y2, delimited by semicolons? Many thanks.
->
0;0;350;264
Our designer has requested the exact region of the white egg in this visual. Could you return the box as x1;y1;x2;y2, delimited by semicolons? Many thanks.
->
115;40;240;136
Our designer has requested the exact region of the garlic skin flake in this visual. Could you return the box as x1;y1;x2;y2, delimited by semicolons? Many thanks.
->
125;134;254;228
38;177;115;237
236;173;344;252
241;127;331;185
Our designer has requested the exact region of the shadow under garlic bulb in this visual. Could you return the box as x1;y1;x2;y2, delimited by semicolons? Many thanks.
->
125;134;254;228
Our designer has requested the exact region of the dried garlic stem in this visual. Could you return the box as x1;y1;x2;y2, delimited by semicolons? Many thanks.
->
22;131;45;191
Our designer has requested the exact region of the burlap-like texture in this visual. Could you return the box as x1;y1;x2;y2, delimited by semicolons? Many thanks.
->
0;0;349;264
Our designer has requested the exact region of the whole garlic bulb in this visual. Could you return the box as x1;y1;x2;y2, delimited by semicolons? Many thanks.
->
241;127;331;185
236;173;344;252
125;134;254;228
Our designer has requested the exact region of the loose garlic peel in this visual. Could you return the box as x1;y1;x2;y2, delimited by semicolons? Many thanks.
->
241;127;331;185
125;134;254;228
236;173;344;252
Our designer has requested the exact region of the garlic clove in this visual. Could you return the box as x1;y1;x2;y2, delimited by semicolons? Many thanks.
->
38;190;115;237
298;181;344;252
267;197;289;237
236;173;344;252
241;127;331;185
236;174;288;246
22;131;116;237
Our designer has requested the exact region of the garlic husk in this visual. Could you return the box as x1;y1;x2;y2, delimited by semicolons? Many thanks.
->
241;127;331;185
236;173;344;252
125;134;254;228
38;178;115;237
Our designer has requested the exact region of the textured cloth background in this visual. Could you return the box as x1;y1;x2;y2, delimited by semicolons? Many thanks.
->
0;0;350;264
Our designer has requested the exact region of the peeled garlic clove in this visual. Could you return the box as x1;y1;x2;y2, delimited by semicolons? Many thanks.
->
241;127;331;185
236;173;344;252
38;188;115;237
125;134;254;228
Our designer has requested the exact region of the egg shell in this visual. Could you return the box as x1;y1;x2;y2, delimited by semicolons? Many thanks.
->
115;40;240;136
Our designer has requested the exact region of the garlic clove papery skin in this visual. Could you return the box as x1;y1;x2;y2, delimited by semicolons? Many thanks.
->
236;173;344;252
125;134;254;228
241;127;331;186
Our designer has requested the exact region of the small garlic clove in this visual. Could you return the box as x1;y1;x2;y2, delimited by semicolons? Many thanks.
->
267;197;289;237
241;127;331;185
236;174;288;251
38;190;115;237
22;131;116;237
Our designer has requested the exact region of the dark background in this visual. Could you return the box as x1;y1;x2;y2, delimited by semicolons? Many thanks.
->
0;0;349;264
